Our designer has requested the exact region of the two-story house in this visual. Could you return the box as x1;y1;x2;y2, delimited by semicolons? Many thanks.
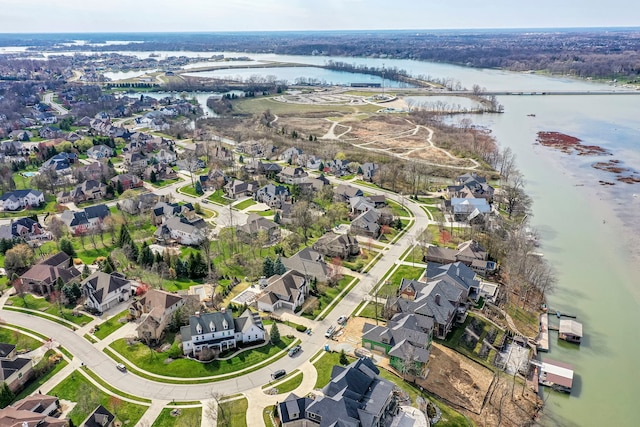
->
81;272;132;313
0;343;34;393
313;232;360;259
180;308;265;356
20;251;81;295
255;184;290;208
60;204;110;235
110;174;143;190
130;289;185;343
86;144;113;160
56;180;106;204
278;166;308;185
257;269;308;312
0;189;44;211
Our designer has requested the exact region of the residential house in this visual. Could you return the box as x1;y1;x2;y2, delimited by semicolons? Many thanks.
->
176;157;205;171
20;251;81;295
349;196;376;215
38;126;63;140
81;272;132;313
280;147;303;163
350;209;382;238
257;269;308;312
425;240;496;276
123;151;148;174
255;184;289;208
56;180;106;203
0;189;44;211
0;217;46;241
302;175;330;194
362;313;433;378
313;232;360;259
199;169;227;191
245;160;282;178
237;214;280;244
444;197;491;222
42;152;76;173
180;308;265;356
154;216;206;246
2;393;67;427
223;179;258;199
334;184;363;203
301;154;322;170
152;148;177;165
0;140;25;154
151;201;195;226
326;159;350;176
130;289;185;343
277;202;294;225
76;161;113;182
0;343;34;393
144;163;177;181
282;247;331;282
60;204;110;235
361;162;379;182
82;405;114;427
450;173;495;201
110;173;143;190
394;262;475;339
118;193;159;215
278;166;308;185
277;357;398;427
86;144;113;160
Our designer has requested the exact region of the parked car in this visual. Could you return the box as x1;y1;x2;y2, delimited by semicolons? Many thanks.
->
337;315;348;325
271;369;286;380
116;363;127;372
288;345;301;357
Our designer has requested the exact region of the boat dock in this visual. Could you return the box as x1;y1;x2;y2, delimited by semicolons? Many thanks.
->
537;313;549;352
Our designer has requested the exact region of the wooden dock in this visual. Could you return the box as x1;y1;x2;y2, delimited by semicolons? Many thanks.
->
537;313;550;352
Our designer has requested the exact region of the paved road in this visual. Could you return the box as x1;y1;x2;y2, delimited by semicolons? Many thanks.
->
42;92;69;115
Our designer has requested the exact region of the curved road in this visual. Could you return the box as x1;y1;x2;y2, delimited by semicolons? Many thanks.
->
1;179;430;401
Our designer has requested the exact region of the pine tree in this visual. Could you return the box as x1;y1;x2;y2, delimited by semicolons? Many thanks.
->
175;258;187;278
116;179;124;195
82;264;90;279
117;225;132;248
270;323;281;344
263;257;274;277
195;180;203;195
150;170;157;183
318;162;324;172
273;257;286;275
0;382;15;408
339;349;349;365
60;238;76;258
273;211;281;224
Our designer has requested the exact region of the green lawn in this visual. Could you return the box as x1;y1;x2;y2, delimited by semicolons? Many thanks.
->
301;275;355;319
233;198;257;210
7;294;92;326
376;265;424;296
179;184;201;197
264;370;303;394
386;199;411;217
93;309;131;340
150;178;182;188
207;189;233;205
49;370;148;426
109;336;294;378
14;353;68;402
152;407;202;427
218;397;248;427
313;351;355;388
263;405;277;427
0;326;42;351
356;301;386;322
81;366;152;403
248;209;274;217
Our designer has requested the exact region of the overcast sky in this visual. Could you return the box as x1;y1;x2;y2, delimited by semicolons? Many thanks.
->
2;0;638;33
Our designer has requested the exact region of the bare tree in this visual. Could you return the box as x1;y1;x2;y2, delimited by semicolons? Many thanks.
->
292;201;313;244
205;391;229;427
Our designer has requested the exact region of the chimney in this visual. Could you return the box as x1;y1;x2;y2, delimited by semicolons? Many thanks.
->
435;294;441;306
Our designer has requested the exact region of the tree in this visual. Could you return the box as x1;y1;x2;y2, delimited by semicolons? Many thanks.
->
292;201;313;244
59;238;76;258
117;225;132;248
263;257;274;277
195;180;204;195
269;323;281;344
0;382;15;409
82;264;90;278
200;234;215;280
149;170;157;183
205;391;229;427
63;283;82;305
273;257;286;275
116;179;124;195
47;216;66;242
339;349;349;365
273;211;281;224
4;244;34;277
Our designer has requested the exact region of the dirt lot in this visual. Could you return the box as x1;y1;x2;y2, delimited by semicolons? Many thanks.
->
341;317;540;426
274;116;333;137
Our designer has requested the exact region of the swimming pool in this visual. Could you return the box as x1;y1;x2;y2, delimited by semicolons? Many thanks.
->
22;172;37;177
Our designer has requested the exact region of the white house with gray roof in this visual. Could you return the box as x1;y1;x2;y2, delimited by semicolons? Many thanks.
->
81;272;132;313
180;308;265;356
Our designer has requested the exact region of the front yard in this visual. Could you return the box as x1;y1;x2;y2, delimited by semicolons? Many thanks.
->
376;265;424;297
7;294;93;326
93;309;131;340
301;275;355;320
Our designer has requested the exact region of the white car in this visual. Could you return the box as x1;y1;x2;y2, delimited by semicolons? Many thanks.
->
116;363;127;372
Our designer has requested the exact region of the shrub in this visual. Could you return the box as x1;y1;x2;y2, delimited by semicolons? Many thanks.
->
295;324;307;332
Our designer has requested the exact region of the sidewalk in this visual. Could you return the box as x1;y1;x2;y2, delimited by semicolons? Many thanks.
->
135;400;168;427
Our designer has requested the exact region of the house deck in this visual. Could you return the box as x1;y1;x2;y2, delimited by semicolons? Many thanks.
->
537;313;549;352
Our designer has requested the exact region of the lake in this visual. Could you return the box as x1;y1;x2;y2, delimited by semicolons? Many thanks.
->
25;46;640;425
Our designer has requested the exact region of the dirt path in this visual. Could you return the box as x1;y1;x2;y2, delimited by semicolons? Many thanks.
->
321;119;352;140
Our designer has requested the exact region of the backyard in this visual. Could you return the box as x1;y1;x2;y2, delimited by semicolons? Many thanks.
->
151;407;202;427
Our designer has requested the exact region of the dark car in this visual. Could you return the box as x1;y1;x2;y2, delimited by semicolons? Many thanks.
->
271;369;286;380
288;345;301;357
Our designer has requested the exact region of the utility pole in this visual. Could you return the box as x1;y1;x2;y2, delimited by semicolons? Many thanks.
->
382;63;385;96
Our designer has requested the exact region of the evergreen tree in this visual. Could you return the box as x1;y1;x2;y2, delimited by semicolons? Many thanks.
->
138;242;154;267
195;180;203;195
318;162;324;172
0;382;15;409
101;256;114;273
273;257;286;275
55;276;65;292
175;258;188;278
82;264;90;279
150;170;157;183
188;251;207;279
59;238;76;258
273;211;281;224
270;323;281;344
263;257;274;277
116;179;124;195
63;283;82;305
339;349;349;365
117;225;132;248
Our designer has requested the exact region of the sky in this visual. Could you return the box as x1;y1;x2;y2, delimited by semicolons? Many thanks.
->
1;0;639;33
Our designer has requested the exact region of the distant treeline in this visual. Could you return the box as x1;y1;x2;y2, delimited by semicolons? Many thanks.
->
41;30;640;81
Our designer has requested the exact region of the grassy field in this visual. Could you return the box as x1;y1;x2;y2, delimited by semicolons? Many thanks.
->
151;178;182;188
207;189;233;205
49;370;147;426
356;301;386;322
109;336;294;378
0;326;42;351
151;407;202;427
218;397;248;427
233;198;257;210
231;96;380;115
313;351;355;388
376;265;424;296
7;294;93;326
179;184;201;197
93;309;131;340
